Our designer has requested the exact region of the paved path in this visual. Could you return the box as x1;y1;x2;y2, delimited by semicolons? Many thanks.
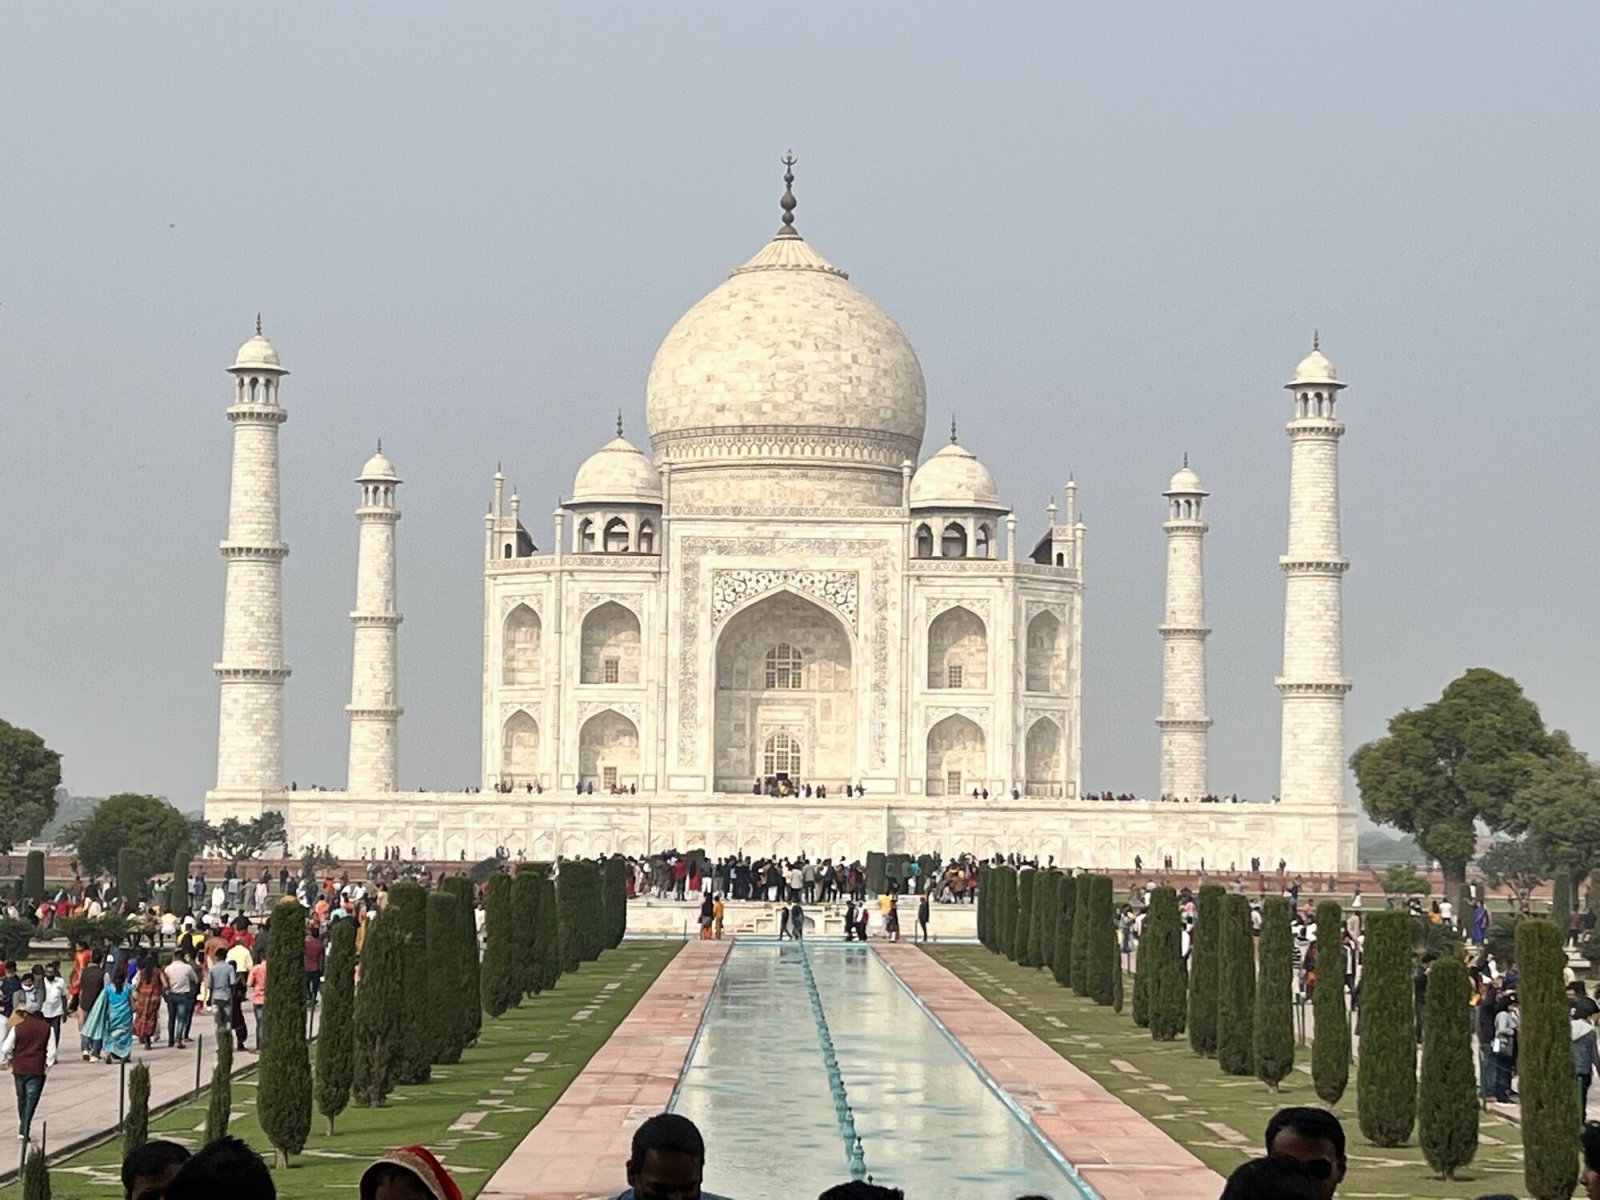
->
480;941;728;1200
877;943;1225;1200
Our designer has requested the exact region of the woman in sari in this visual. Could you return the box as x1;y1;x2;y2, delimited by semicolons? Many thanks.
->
131;952;166;1049
82;965;136;1063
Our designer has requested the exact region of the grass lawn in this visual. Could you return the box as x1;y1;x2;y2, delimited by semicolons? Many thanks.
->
11;941;681;1200
928;946;1528;1200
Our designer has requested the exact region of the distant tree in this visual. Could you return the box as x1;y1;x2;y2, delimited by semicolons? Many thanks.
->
1352;668;1551;912
23;850;44;904
425;892;461;1063
481;872;517;1015
117;847;145;904
214;813;288;861
351;906;404;1106
1144;886;1186;1039
1187;884;1224;1057
386;882;430;1086
977;865;992;950
1310;901;1350;1104
62;794;188;881
1417;955;1478;1180
1518;731;1600;915
0;719;63;852
1069;874;1093;996
170;849;191;920
1015;870;1038;967
602;856;628;948
1216;893;1254;1075
557;862;584;972
511;869;539;997
1027;870;1051;968
441;876;482;1047
1378;864;1433;899
1253;896;1295;1091
1518;918;1579;1200
258;899;311;1166
21;1140;50;1200
206;1037;233;1143
1356;910;1416;1147
996;867;1017;959
1478;839;1550;908
315;918;356;1132
123;1061;151;1157
1051;872;1076;989
1085;876;1117;1006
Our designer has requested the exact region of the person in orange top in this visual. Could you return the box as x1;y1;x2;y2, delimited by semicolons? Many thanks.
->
246;951;268;1050
314;896;331;924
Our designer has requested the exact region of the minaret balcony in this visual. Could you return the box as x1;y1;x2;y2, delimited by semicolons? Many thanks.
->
1275;677;1352;695
220;542;289;560
225;404;288;424
349;612;404;627
1277;556;1348;574
1285;418;1344;439
213;664;292;682
345;704;404;718
1158;624;1211;638
1155;716;1213;731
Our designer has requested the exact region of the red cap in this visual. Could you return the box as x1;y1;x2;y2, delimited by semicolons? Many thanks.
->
359;1145;462;1200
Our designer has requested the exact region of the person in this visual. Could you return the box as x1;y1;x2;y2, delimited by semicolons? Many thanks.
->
359;1145;462;1200
712;894;725;941
1581;1120;1600;1199
132;951;167;1050
77;952;107;1060
613;1112;731;1200
83;965;136;1064
38;961;69;1050
1573;981;1600;1020
917;893;931;943
790;900;805;941
884;900;900;943
778;905;791;940
843;900;858;942
247;950;268;1050
305;925;327;1007
1577;1006;1600;1118
1490;991;1519;1103
164;948;199;1048
121;1140;191;1200
207;946;238;1042
818;1185;904;1200
1220;1155;1319;1200
0;961;19;1016
1265;1106;1346;1200
698;893;715;941
165;1135;275;1200
0;999;55;1145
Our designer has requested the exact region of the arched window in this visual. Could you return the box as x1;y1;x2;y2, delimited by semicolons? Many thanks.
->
941;523;968;559
975;524;992;558
579;519;595;553
1054;552;1064;566
763;731;802;777
603;517;630;553
914;524;933;558
764;643;804;690
639;520;655;554
502;543;513;559
249;378;258;403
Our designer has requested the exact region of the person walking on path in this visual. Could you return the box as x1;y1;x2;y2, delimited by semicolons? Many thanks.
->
698;894;715;941
304;925;326;1008
83;965;136;1064
247;951;268;1051
917;894;930;943
132;951;167;1050
1;1000;54;1146
207;948;237;1044
38;962;68;1050
778;906;791;940
713;895;725;940
790;900;804;940
76;954;107;1061
163;948;198;1049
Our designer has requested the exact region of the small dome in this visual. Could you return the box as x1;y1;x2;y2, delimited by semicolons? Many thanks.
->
232;333;283;372
571;436;662;505
1165;465;1206;495
1289;347;1341;388
358;450;398;482
910;442;1003;509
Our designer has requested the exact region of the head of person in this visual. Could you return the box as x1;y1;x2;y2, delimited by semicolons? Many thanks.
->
1265;1107;1346;1200
1583;1122;1600;1199
165;1136;274;1200
626;1113;708;1200
112;966;128;989
359;1145;461;1200
1221;1155;1320;1200
817;1185;904;1200
122;1139;192;1200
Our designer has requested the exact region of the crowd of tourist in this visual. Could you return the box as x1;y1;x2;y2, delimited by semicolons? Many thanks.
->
623;850;982;907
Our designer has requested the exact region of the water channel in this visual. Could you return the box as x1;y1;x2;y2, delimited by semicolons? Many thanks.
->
671;941;1089;1198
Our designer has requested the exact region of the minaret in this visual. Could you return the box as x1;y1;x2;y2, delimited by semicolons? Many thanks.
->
1276;337;1351;807
213;319;290;796
346;446;403;792
1158;458;1211;801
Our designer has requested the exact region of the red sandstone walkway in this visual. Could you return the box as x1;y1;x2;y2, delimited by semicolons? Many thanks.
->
876;943;1225;1200
480;940;729;1200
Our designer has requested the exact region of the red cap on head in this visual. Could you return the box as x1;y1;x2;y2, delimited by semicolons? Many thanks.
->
359;1145;462;1200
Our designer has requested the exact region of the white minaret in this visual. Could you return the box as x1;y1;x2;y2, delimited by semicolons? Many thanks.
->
346;446;403;792
1158;458;1211;801
1276;337;1351;807
214;320;290;797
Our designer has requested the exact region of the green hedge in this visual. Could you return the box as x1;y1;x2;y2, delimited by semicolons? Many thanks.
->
1517;918;1579;1199
441;875;482;1049
1216;893;1254;1076
117;847;143;904
315;918;356;1132
1131;921;1150;1028
1311;900;1349;1104
977;865;992;950
481;872;517;1016
258;899;311;1164
1253;896;1295;1091
1069;874;1092;995
1356;910;1416;1147
1015;870;1038;967
602;856;628;948
387;882;431;1086
124;1061;150;1158
995;866;1017;959
206;1036;233;1142
1144;886;1185;1038
1417;954;1478;1180
1086;876;1116;1006
1051;873;1076;988
1187;884;1224;1057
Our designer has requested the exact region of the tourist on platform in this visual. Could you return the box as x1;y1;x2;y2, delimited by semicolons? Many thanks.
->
712;895;725;940
0;999;54;1145
614;1112;729;1200
166;1136;275;1200
698;893;714;940
1264;1107;1346;1200
790;900;804;940
132;951;167;1050
1220;1156;1319;1200
359;1144;462;1200
164;947;198;1048
778;905;791;940
122;1139;191;1200
844;900;858;942
84;965;136;1064
917;892;931;943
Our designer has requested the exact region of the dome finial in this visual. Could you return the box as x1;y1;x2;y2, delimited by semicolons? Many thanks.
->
255;312;262;336
377;437;383;453
1312;328;1320;351
1183;451;1188;468
616;408;624;438
950;415;958;444
777;150;800;239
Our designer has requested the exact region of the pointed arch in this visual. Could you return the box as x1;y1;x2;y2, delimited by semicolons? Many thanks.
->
975;523;993;559
940;522;968;559
578;708;640;791
578;518;596;553
1025;715;1064;797
1026;610;1065;694
639;520;655;554
580;601;641;684
603;517;630;553
925;714;985;797
914;523;934;558
928;605;987;689
502;604;542;685
501;710;540;784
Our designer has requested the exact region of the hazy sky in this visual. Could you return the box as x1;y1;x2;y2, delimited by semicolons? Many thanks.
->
3;5;1595;815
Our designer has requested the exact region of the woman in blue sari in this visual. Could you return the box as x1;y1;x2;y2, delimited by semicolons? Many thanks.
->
82;965;136;1063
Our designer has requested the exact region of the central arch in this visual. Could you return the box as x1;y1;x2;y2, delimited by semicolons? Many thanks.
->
578;709;639;791
713;590;854;792
926;714;985;797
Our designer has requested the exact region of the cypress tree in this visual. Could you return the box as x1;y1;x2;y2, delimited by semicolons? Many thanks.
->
1039;871;1060;971
1070;874;1093;995
512;869;539;997
1216;893;1255;1075
21;1144;50;1200
1086;876;1117;1005
557;863;583;974
1517;918;1579;1200
442;875;482;1048
997;867;1017;959
1417;954;1478;1180
1027;871;1050;968
1145;886;1186;1039
1355;909;1416;1147
258;899;311;1165
117;847;143;904
1131;924;1150;1028
123;1061;151;1156
426;892;461;1063
481;872;517;1016
1015;870;1038;966
171;849;190;919
1110;923;1125;1014
387;882;431;1085
1188;884;1224;1057
315;918;356;1133
205;1037;233;1143
1311;900;1350;1104
351;905;404;1106
24;850;44;905
603;856;627;948
533;872;561;991
977;865;991;950
583;859;606;959
1253;896;1295;1091
1052;873;1077;989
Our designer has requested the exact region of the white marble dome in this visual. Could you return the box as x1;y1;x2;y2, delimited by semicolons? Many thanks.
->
1165;465;1205;495
1289;347;1341;387
232;332;283;372
358;450;398;481
570;436;662;505
910;441;1003;509
645;233;927;505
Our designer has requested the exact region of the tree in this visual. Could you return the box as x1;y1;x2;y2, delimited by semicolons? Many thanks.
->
214;813;288;861
1069;874;1093;996
386;882;431;1085
533;871;561;992
117;847;145;904
1478;838;1550;908
62;794;189;881
1311;901;1350;1104
21;1142;50;1200
1187;884;1224;1057
1039;870;1060;971
1352;668;1551;912
557;864;583;972
1253;896;1295;1091
977;865;991;949
351;905;404;1106
1110;924;1124;1014
1131;927;1150;1028
423;892;462;1064
1015;870;1038;967
1519;731;1600;912
442;876;482;1048
124;1061;151;1157
481;872;518;1015
0;719;62;852
1517;918;1580;1200
206;1037;233;1143
170;848;191;920
23;850;45;904
512;869;539;998
1086;876;1117;1005
1144;886;1186;1039
1378;864;1432;899
1355;910;1416;1147
1051;873;1076;988
1027;871;1050;968
996;867;1017;959
315;918;356;1133
258;899;311;1166
1216;893;1255;1075
602;856;627;949
1417;955;1477;1179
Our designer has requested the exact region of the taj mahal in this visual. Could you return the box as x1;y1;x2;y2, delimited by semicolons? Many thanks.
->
204;161;1358;871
